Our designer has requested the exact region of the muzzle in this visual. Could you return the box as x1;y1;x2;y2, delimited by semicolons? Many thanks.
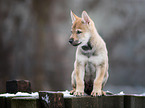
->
69;38;82;46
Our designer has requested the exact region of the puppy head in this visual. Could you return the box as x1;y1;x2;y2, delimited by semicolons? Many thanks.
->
69;11;92;46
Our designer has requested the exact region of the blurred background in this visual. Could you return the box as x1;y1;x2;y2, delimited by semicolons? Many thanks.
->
0;0;145;94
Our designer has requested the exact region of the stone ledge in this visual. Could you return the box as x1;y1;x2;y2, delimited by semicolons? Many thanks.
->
1;93;145;108
64;95;124;108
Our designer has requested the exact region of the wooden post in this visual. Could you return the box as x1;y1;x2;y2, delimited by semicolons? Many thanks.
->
0;97;6;108
101;95;124;108
0;97;14;108
64;96;97;108
64;95;124;108
39;91;65;108
124;95;132;108
11;97;40;108
131;95;145;108
6;80;31;93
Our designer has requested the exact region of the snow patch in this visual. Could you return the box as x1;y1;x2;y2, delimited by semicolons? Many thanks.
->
133;93;145;96
117;91;125;95
0;93;15;97
0;92;38;97
61;90;75;97
41;94;50;104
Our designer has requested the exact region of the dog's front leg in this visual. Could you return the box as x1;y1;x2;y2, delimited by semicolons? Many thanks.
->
91;65;106;96
74;61;85;96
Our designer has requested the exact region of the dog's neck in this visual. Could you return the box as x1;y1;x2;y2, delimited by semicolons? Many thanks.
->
81;41;92;51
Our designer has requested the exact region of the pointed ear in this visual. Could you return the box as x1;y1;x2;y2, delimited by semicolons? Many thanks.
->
70;10;78;24
82;11;90;24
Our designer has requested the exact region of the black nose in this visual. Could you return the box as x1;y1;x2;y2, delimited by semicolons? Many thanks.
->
69;38;74;44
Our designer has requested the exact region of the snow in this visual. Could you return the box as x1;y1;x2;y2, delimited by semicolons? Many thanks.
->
0;92;38;97
1;90;145;98
0;93;16;97
16;92;38;97
0;90;74;98
139;93;145;96
61;90;75;97
116;91;125;95
132;92;145;96
41;94;50;104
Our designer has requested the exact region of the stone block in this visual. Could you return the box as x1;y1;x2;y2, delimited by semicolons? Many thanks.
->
0;97;14;108
11;97;40;108
64;95;124;108
39;91;64;108
0;97;6;108
131;95;145;108
124;95;132;108
6;80;31;93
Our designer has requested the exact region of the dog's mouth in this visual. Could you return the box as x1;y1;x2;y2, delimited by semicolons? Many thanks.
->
72;42;82;46
69;38;82;46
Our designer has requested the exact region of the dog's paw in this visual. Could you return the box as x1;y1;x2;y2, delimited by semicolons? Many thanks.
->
74;91;84;96
70;89;75;95
91;91;102;96
91;90;106;96
102;91;106;95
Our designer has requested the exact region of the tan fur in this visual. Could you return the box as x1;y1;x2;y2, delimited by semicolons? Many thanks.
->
69;11;109;96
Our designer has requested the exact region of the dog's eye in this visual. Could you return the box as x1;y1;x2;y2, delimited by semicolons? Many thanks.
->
76;30;82;34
